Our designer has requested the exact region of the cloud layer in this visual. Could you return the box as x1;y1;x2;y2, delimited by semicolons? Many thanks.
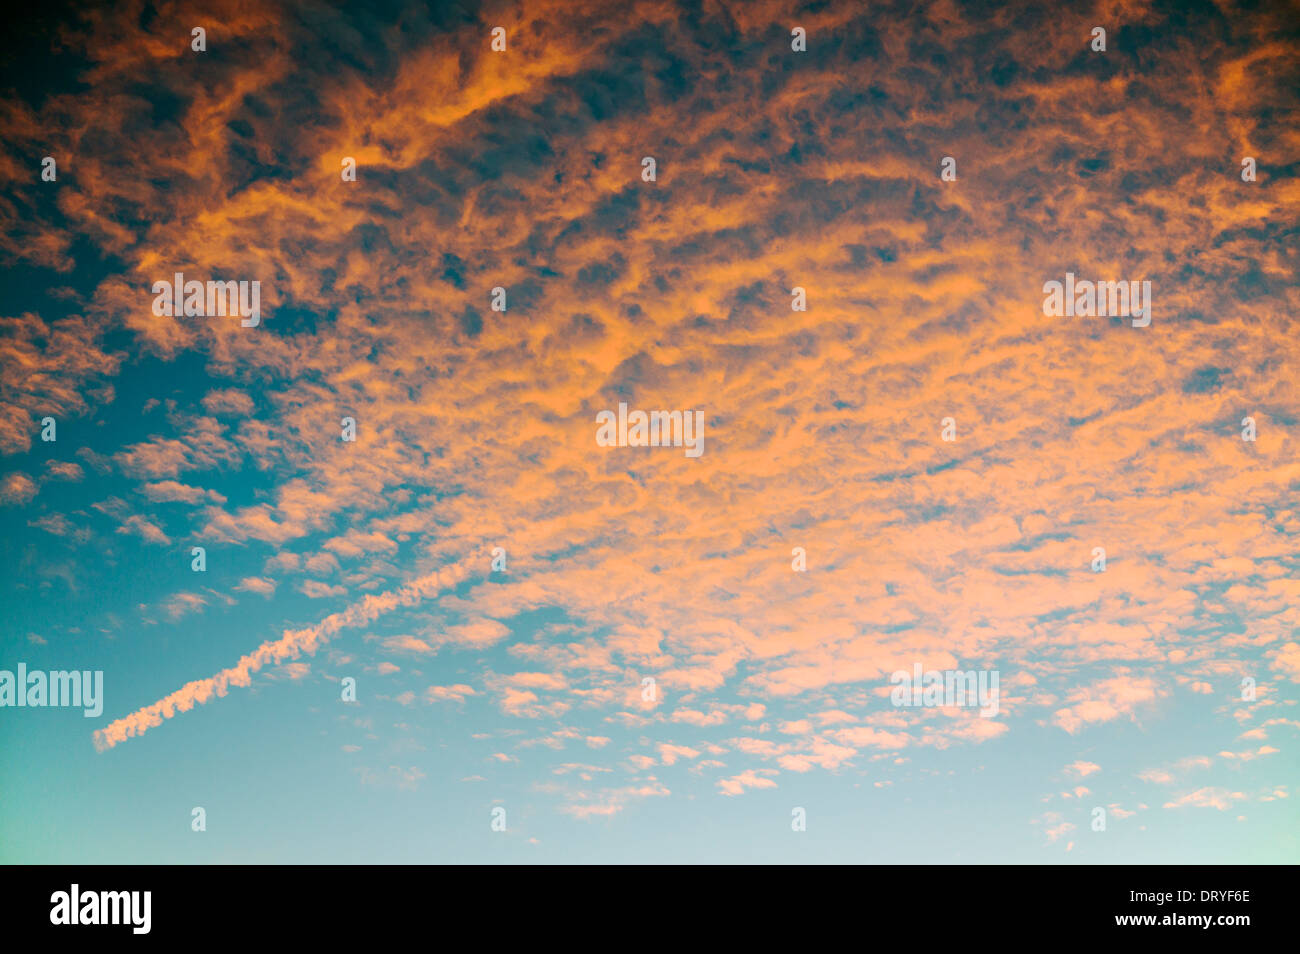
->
2;0;1297;833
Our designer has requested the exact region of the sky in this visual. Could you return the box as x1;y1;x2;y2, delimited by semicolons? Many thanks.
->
1;0;1298;864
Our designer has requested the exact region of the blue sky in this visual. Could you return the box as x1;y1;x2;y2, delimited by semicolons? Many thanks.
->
2;0;1298;863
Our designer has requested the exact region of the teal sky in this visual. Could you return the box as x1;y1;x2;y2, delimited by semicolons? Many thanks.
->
2;0;1298;863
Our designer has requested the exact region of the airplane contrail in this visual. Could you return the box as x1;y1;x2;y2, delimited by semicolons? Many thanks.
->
93;560;472;750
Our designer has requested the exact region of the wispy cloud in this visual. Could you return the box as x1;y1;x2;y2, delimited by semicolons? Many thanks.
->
94;561;471;749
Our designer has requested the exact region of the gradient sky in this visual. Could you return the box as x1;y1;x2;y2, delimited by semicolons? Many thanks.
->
1;0;1298;863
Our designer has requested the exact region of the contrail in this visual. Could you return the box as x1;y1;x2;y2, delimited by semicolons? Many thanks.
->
93;560;472;750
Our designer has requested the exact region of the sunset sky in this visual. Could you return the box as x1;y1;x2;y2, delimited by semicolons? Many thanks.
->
1;0;1297;863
